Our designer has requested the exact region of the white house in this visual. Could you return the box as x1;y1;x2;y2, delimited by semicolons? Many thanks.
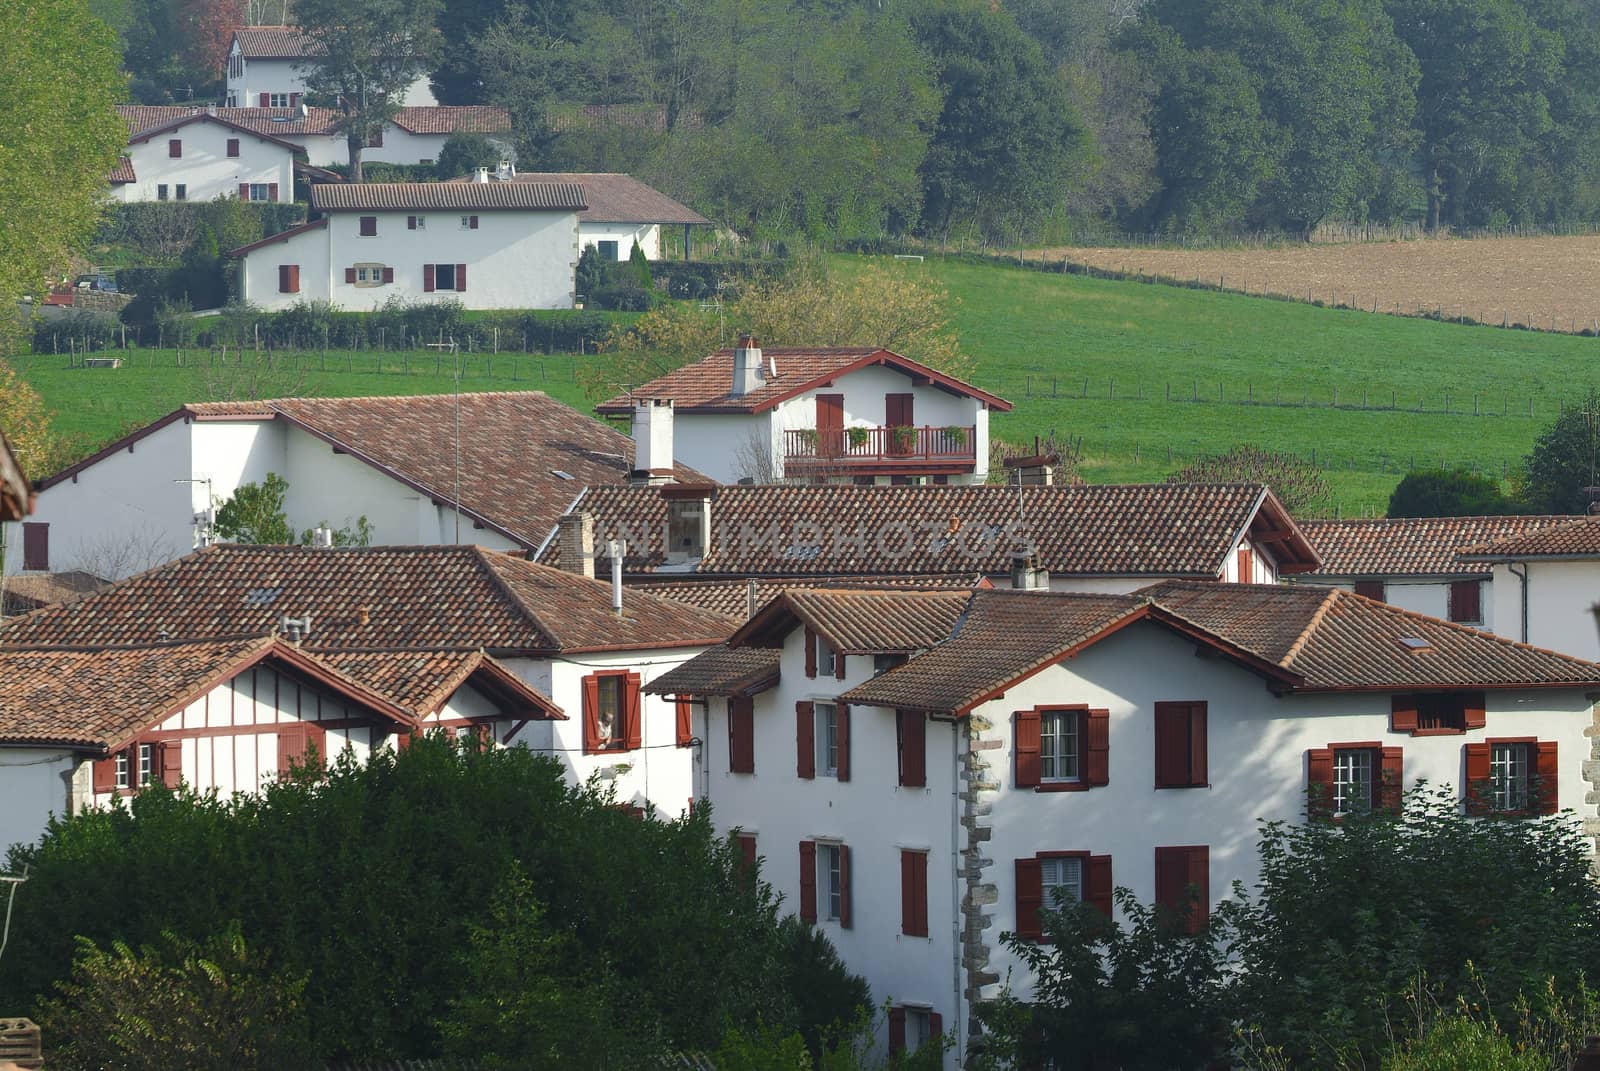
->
540;480;1322;590
595;337;1015;485
1290;516;1575;628
651;582;1600;1064
111;106;300;204
224;26;437;110
1459;516;1600;660
454;169;711;260
5;391;706;581
0;543;736;852
232;181;583;311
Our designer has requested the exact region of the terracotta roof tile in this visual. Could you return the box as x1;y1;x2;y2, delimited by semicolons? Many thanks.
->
233;26;324;58
109;156;136;183
316;648;562;718
633;574;988;619
0;545;735;654
309;182;585;212
453;172;707;225
644;644;780;697
1459;516;1600;559
393;106;510;134
732;588;971;653
549;483;1316;578
2;571;107;614
595;347;1011;414
1298;516;1577;578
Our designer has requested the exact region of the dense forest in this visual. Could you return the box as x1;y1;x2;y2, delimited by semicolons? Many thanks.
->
96;0;1600;242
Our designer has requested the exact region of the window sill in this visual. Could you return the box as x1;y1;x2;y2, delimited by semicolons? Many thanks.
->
1155;782;1211;790
1410;727;1467;737
1034;781;1091;793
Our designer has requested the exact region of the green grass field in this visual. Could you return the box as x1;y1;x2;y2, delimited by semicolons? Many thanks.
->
19;254;1600;515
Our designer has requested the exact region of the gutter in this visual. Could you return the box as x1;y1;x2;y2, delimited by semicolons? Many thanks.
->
1509;561;1530;642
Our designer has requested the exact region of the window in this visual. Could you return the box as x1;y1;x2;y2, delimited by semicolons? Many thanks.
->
269;92;290;107
1466;738;1557;815
1237;545;1254;583
174;184;186;202
897;709;926;788
901;849;928;937
1307;744;1402;818
874;653;907;675
407;215;426;230
460;214;479;230
278;264;300;294
1353;580;1385;600
1449;579;1483;624
1015;707;1108;790
1015;853;1112;941
888;1007;943;1058
796;700;849;780
226;138;240;158
157;184;169;201
426;263;466;292
1154;701;1207;788
824;843;844;921
359;215;378;237
728;696;754;773
365;128;384;148
798;840;851;927
21;522;47;571
1154;845;1210;933
817;703;838;777
1391;692;1485;735
598;239;619;260
582;671;641;753
243;183;275;202
114;750;129;790
277;724;327;776
804;627;838;678
168;139;181;158
354;264;388;286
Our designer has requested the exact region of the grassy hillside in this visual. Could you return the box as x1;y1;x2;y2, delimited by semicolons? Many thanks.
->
872;255;1600;514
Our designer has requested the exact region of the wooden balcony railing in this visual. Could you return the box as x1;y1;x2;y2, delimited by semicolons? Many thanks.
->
783;425;977;465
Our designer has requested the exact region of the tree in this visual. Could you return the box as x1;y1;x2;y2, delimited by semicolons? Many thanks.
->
1167;443;1333;516
0;361;70;478
0;0;125;350
39;931;311;1071
1387;469;1519;517
1519;390;1600;513
212;473;294;545
292;0;443;181
432;130;501;180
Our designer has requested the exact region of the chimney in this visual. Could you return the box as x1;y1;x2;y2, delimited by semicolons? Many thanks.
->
730;333;763;397
496;159;515;181
558;511;595;579
1010;546;1049;590
662;484;715;563
474;166;490;184
629;398;676;485
279;613;314;644
312;526;334;547
608;538;624;615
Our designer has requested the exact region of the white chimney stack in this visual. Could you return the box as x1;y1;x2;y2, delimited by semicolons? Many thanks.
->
731;333;763;397
496;159;515;181
1010;546;1049;590
474;166;490;184
630;398;675;485
608;538;624;616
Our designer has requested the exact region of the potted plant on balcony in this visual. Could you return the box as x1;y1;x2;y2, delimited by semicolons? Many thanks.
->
794;428;818;455
942;425;968;447
891;425;917;454
847;426;869;451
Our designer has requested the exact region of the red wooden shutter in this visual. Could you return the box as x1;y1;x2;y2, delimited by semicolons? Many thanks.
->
239;182;250;199
799;840;817;922
344;267;357;283
278;265;290;292
159;740;182;788
1085;854;1113;921
623;673;642;750
1390;695;1419;734
1237;545;1253;583
258;92;270;107
359;216;377;236
381;266;394;284
730;696;754;773
836;649;846;680
91;757;116;793
838;844;852;929
1185;847;1210;933
267;182;278;201
1354;580;1385;600
1156;846;1208;932
929;1012;943;1043
796;701;815;779
22;523;48;570
1015;857;1043;941
455;263;466;291
1449;580;1481;622
1535;740;1559;814
289;92;300;108
227;138;240;157
1154;702;1184;787
1307;747;1334;818
424;264;436;292
675;699;693;747
1378;746;1404;811
1188;703;1208;785
277;726;307;776
1015;709;1041;788
1085;708;1110;786
1464;742;1491;815
581;674;601;753
737;833;757;870
407;215;417;230
804;626;817;678
901;850;928;937
898;710;926;788
887;1007;906;1055
469;215;479;229
835;703;851;782
168;139;181;157
1463;692;1487;730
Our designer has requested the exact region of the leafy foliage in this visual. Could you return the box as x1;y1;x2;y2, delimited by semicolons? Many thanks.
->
0;360;75;479
1167;443;1333;516
212;473;294;545
1519;389;1600;513
1387;468;1520;517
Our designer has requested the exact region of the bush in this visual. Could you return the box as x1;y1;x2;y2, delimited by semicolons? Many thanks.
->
1381;1015;1544;1071
1387;469;1520;517
94;202;305;262
591;284;662;311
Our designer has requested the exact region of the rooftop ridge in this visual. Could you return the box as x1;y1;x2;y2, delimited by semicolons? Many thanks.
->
1280;586;1341;667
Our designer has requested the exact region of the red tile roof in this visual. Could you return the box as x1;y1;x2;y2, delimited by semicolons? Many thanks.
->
452;172;707;225
595;347;1012;415
643;644;780;698
116;107;306;153
38;393;706;550
119;105;509;140
633;574;989;619
1298;516;1576;579
0;545;736;655
108;156;136;184
393;106;510;135
1459;516;1600;559
2;572;107;614
226;216;329;257
730;589;972;653
233;26;325;59
546;483;1319;578
308;182;585;212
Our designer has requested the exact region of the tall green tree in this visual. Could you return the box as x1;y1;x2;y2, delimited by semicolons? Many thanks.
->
293;0;443;181
1518;389;1600;513
0;0;125;351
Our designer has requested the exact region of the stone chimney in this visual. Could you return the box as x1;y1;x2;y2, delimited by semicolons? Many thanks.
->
629;398;676;485
1010;545;1049;590
474;166;491;184
1003;451;1059;486
558;512;595;579
731;333;764;397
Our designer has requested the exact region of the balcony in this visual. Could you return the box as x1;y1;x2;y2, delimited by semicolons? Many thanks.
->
783;425;978;474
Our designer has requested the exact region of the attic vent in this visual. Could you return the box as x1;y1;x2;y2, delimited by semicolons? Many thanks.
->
551;469;575;480
245;586;283;606
270;116;290;123
1397;637;1432;651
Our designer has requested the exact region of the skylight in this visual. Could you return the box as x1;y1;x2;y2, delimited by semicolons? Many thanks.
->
245;586;283;606
550;469;574;480
1397;636;1431;651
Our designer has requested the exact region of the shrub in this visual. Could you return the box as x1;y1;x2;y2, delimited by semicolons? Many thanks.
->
1387;469;1519;517
1382;1014;1543;1071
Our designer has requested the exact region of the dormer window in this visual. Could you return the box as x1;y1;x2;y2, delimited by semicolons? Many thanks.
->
667;497;707;560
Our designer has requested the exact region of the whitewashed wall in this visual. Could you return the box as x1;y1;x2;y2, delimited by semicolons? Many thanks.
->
1489;560;1600;659
0;749;78;854
239;223;333;311
227;57;436;110
581;223;660;261
115;121;295;204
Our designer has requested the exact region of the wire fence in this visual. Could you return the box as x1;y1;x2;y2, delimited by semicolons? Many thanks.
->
20;347;592;385
1069;439;1519;481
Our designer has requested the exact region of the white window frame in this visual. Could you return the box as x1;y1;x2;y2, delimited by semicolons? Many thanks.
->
157;184;169;201
822;843;843;921
1040;856;1083;909
905;1007;934;1052
353;263;388;287
1039;709;1080;783
816;635;836;676
816;702;838;778
249;183;271;202
414;215;426;230
1333;748;1374;816
459;214;473;230
114;750;129;790
137;742;153;787
269;92;290;107
1491;742;1530;812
